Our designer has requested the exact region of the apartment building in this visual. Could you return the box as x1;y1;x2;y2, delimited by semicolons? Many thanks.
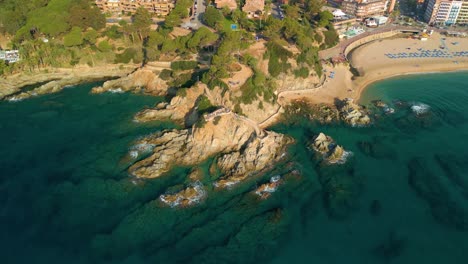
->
458;0;468;24
424;0;467;25
342;0;388;18
242;0;265;18
95;0;175;16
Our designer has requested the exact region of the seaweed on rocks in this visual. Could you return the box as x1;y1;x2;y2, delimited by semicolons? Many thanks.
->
357;136;396;160
372;230;406;262
369;199;382;216
316;162;362;219
434;154;468;197
407;157;468;230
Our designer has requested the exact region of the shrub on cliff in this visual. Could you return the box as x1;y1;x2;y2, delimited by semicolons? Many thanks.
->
64;27;83;47
170;61;199;71
294;67;309;79
115;48;142;64
159;69;173;80
97;40;112;52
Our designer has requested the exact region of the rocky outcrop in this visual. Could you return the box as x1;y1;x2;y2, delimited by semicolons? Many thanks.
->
128;114;293;180
134;84;206;124
309;133;349;164
91;68;168;96
337;98;371;126
311;132;335;154
159;181;206;208
1;65;135;101
254;175;282;199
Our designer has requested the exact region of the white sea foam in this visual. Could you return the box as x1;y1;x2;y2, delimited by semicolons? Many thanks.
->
129;150;138;159
383;107;395;114
108;88;124;93
329;151;354;165
160;181;206;208
7;96;22;102
270;175;281;183
411;102;430;115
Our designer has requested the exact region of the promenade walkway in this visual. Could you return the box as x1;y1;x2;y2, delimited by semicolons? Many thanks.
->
319;25;421;61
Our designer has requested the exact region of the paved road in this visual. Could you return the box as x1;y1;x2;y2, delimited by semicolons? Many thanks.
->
181;0;206;30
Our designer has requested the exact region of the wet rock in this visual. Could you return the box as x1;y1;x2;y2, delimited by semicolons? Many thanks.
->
254;175;282;199
310;133;335;154
336;98;371;126
159;181;206;208
309;133;350;164
372;100;387;108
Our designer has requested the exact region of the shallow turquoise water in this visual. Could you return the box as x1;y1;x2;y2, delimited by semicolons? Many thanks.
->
1;73;468;263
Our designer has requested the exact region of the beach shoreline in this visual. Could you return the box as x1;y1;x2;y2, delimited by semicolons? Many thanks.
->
281;32;468;106
353;63;468;103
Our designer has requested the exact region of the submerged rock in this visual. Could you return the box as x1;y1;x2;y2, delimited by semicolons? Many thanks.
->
357;137;396;160
372;231;406;261
317;164;362;219
369;199;382;216
408;157;468;230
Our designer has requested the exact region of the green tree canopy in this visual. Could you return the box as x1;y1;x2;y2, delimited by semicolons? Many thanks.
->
203;7;223;28
68;0;105;30
318;11;334;28
132;7;152;41
63;26;83;47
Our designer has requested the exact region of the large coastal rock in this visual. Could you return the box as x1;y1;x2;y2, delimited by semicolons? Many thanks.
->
309;133;349;164
128;114;292;180
337;98;371;126
134;84;206;124
91;68;168;96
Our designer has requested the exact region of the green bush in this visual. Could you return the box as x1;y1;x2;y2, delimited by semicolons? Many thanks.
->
97;40;112;52
323;29;339;48
268;54;282;77
314;33;323;43
115;48;141;63
171;72;193;87
196;95;216;114
170;60;198;71
294;67;309;78
159;69;173;80
176;88;187;97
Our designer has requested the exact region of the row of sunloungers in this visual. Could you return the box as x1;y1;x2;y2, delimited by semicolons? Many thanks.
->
385;50;468;59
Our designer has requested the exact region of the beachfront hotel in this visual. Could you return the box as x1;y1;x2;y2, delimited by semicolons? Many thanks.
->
95;0;175;16
424;0;468;25
341;0;389;18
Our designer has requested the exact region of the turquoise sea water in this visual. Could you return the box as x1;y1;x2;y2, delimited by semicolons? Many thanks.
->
1;72;468;263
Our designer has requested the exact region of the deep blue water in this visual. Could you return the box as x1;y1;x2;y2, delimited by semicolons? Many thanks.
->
1;72;468;264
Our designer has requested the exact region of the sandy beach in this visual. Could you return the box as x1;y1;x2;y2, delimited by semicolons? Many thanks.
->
284;32;468;105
